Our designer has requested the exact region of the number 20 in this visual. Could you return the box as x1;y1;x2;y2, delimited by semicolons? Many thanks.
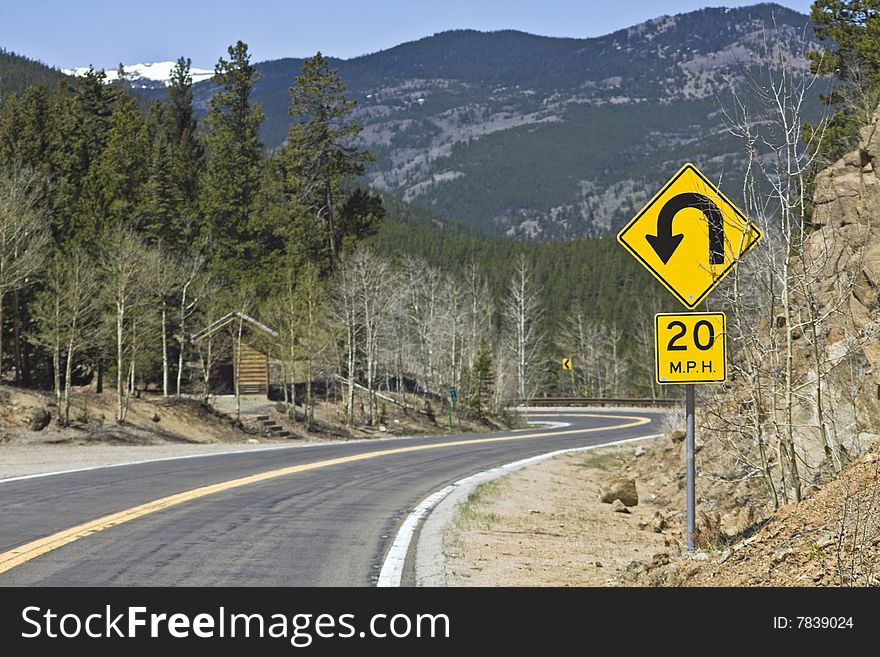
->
667;320;715;351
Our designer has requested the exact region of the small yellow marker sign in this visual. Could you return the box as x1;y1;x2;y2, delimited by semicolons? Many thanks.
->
655;312;726;384
617;163;762;310
562;358;572;371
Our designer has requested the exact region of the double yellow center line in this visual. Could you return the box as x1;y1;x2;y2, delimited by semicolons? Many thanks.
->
0;413;650;575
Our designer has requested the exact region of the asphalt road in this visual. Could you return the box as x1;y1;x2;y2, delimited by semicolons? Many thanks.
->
0;409;663;586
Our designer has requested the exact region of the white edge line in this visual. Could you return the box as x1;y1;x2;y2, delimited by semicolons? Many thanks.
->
376;430;663;587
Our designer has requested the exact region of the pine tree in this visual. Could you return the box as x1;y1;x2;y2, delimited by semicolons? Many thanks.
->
467;337;494;416
45;72;115;244
79;70;150;241
283;52;377;272
145;57;203;247
0;86;49;171
73;67;114;164
199;41;265;279
806;0;880;161
45;83;87;242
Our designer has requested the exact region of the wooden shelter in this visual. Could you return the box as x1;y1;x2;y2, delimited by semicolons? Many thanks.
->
192;312;279;397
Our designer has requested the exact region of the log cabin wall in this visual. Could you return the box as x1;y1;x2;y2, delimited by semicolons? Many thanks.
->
236;342;269;395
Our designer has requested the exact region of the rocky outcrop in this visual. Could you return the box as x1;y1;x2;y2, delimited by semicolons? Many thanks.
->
783;106;880;472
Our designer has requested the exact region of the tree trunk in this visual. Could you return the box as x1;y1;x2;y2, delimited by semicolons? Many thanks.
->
201;337;213;404
63;335;75;426
13;288;22;383
116;300;125;422
161;302;169;398
234;315;243;422
176;278;192;397
326;184;336;269
53;340;61;419
129;317;137;407
281;360;290;413
176;346;185;397
782;258;802;503
0;291;4;382
346;318;355;425
306;359;313;426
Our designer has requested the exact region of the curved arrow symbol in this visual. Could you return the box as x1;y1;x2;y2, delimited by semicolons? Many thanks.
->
646;192;725;265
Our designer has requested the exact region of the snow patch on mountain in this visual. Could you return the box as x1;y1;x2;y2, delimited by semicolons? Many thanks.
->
62;62;214;87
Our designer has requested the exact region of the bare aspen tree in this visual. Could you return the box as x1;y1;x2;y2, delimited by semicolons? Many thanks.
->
340;248;397;426
263;263;332;425
458;263;495;410
102;231;149;423
462;263;492;370
435;276;463;396
0;168;48;379
175;256;205;396
227;287;255;422
718;21;843;504
386;295;411;409
503;254;544;400
196;295;230;404
402;257;446;402
264;271;299;414
333;255;361;425
147;247;182;398
294;263;332;425
32;248;101;424
557;307;606;396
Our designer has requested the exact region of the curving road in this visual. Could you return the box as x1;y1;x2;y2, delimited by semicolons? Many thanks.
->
0;409;663;586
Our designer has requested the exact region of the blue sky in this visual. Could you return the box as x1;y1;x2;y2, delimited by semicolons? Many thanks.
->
1;1;815;70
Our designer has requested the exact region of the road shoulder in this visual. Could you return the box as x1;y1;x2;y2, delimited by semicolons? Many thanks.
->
415;435;670;586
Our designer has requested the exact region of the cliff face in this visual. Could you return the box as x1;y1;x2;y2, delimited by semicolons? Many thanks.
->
792;108;880;471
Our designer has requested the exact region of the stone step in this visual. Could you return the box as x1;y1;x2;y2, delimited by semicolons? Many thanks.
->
252;415;270;421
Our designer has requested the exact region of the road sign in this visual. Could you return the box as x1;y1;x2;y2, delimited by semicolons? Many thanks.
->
449;386;458;403
562;358;572;371
655;312;726;384
617;163;762;309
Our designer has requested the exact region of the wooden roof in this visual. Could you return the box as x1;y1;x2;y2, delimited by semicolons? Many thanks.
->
192;312;279;342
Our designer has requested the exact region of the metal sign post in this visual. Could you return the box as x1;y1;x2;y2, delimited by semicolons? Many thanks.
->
654;313;725;552
617;163;762;555
685;383;695;552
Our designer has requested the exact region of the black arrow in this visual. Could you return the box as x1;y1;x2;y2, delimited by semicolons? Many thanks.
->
646;192;725;265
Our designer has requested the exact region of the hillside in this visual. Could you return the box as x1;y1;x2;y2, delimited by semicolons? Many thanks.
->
371;195;672;394
21;4;820;239
0;49;65;96
176;3;818;239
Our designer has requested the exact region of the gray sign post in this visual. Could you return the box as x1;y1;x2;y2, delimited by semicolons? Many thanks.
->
685;383;695;552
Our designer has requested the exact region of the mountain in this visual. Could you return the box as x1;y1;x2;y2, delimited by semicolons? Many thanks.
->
0;49;65;96
6;3;818;239
180;2;818;238
62;61;214;90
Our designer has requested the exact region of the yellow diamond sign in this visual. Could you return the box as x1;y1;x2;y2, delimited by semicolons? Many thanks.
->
617;163;762;309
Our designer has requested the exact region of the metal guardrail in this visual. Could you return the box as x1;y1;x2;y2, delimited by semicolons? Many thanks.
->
511;397;681;408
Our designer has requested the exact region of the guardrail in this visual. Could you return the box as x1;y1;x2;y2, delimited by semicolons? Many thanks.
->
510;397;681;408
